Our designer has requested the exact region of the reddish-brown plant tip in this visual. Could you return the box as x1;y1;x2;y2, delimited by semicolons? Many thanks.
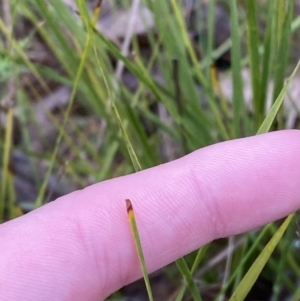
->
126;199;133;214
96;0;102;9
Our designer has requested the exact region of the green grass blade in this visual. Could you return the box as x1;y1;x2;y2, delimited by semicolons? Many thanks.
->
257;60;300;134
0;108;14;221
245;0;261;128
174;244;210;301
271;224;294;301
96;141;119;181
93;49;142;172
290;287;300;301
7;171;21;220
122;95;159;167
175;257;203;301
275;0;285;46
170;0;207;89
272;0;295;102
230;0;246;137
292;14;300;31
191;244;210;274
228;214;294;301
206;0;216;82
258;0;276;124
126;199;154;301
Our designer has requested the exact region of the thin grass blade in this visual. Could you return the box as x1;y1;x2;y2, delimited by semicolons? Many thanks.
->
258;0;276;125
230;0;246;137
126;199;154;301
228;214;294;301
175;257;203;301
174;244;210;301
272;0;295;102
257;60;300;134
271;224;294;301
0;108;14;221
245;0;261;128
93;49;142;172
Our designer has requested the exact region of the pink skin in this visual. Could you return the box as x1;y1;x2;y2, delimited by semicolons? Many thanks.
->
1;130;300;300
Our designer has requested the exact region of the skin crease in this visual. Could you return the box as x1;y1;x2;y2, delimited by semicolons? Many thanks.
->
0;130;300;300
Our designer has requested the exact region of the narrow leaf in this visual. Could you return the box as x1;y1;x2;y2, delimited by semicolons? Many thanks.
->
126;199;154;301
230;0;246;137
228;214;294;301
0;107;14;221
245;0;261;126
257;60;300;135
175;258;203;301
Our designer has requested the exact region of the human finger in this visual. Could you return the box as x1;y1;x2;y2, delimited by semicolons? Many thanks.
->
1;130;300;300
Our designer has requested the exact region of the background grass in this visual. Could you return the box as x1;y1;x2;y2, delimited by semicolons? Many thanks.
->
1;0;300;300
